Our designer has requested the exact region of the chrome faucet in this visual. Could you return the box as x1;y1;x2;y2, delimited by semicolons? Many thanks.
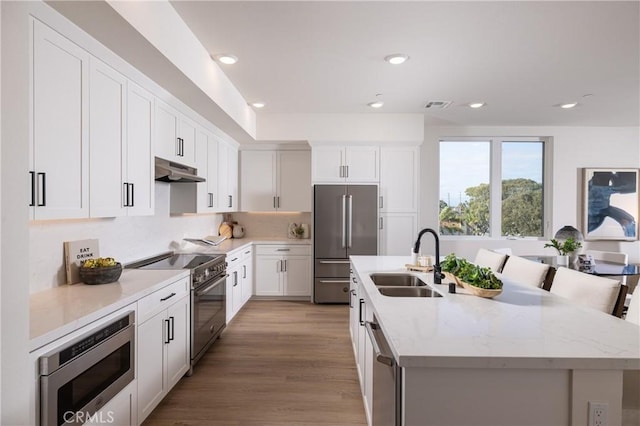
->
413;228;444;284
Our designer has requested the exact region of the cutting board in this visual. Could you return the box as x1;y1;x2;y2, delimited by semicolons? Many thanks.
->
219;222;233;239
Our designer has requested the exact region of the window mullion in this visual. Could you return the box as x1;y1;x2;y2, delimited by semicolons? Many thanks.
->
490;139;502;238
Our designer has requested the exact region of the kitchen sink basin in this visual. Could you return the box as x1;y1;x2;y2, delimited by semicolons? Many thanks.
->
377;287;443;298
370;273;427;287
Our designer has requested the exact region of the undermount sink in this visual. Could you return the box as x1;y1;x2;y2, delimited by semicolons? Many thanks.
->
377;287;443;298
370;273;427;287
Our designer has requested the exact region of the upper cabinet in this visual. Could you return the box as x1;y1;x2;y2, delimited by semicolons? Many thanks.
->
240;150;311;212
88;60;154;218
379;146;419;213
217;140;239;212
30;20;90;220
312;146;379;183
154;99;196;167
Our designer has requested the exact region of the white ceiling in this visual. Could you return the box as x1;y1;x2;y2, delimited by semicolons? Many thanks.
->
170;1;640;127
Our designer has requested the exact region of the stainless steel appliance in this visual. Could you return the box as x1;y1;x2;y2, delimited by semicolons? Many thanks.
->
314;184;378;303
134;253;227;373
39;311;135;426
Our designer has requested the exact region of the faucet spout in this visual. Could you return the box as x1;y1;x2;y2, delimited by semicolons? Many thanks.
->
413;228;443;284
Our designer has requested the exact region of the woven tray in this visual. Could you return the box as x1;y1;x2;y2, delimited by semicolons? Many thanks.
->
454;276;502;298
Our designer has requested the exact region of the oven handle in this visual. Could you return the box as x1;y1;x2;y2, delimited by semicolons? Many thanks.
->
195;274;228;297
364;321;395;367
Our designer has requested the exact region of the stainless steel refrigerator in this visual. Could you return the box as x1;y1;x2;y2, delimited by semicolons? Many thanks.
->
314;184;378;303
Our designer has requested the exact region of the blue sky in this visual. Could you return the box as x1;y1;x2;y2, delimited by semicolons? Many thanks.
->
440;141;543;206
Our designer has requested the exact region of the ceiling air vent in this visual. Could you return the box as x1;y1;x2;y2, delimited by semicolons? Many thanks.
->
424;101;452;109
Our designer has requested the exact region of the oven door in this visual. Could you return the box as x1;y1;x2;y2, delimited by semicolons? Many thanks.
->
40;324;135;426
192;273;227;364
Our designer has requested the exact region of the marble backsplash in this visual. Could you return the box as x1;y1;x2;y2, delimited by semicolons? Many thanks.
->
231;212;312;239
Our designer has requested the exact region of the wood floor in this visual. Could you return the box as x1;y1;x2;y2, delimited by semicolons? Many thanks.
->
143;300;367;426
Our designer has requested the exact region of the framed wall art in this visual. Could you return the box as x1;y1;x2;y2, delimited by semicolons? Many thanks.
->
583;168;639;241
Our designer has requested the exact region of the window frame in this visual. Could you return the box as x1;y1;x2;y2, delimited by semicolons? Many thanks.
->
438;136;553;240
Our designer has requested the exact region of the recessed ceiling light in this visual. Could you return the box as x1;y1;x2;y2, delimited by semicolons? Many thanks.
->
469;102;485;108
250;102;265;108
213;54;238;65
368;101;384;108
384;54;409;65
560;102;578;109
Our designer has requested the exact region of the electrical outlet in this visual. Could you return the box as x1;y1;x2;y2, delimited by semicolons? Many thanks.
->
588;401;608;426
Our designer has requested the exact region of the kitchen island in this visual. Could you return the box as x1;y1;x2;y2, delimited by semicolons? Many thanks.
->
350;256;640;426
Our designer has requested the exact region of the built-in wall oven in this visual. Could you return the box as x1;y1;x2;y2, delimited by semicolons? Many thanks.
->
133;252;227;373
39;311;135;426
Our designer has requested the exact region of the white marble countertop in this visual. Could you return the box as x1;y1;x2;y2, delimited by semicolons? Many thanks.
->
179;237;311;255
29;269;189;352
351;256;640;370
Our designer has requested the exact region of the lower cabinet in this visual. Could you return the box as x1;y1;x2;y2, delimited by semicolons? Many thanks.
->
83;381;137;426
226;246;253;322
137;277;190;424
255;244;311;296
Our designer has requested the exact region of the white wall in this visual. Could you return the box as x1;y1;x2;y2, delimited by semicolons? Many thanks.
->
421;125;640;263
257;112;424;144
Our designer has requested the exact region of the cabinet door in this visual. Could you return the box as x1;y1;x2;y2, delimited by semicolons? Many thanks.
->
178;116;197;167
345;146;379;183
83;381;135;426
278;151;312;211
379;213;417;256
255;256;283;296
166;296;190;391
32;21;90;220
137;311;166;423
283;255;311;296
217;141;230;211
195;128;210;212
312;146;345;183
240;150;277;211
89;58;126;218
228;145;239;211
126;83;154;216
380;146;419;212
154;100;180;162
206;136;218;211
349;272;359;354
241;254;253;304
231;268;243;316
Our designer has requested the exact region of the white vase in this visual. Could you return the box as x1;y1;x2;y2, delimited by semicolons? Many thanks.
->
556;255;569;266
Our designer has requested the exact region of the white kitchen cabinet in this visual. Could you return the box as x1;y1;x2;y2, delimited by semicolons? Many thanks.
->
154;99;196;167
89;60;154;218
170;126;217;214
240;246;254;304
349;269;361;372
240;150;311;212
217;140;239;212
30;20;90;220
379;146;419;213
311;146;379;183
137;278;190;424
255;245;311;296
379;213;418;256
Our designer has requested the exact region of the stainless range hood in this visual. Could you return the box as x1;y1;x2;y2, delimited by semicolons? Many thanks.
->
155;157;205;183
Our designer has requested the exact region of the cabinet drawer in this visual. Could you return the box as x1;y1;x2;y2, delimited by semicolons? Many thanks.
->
255;245;310;256
138;277;189;323
241;247;253;261
226;250;243;269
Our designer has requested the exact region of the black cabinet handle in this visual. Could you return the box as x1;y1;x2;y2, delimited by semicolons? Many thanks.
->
37;172;46;206
160;292;176;302
129;183;134;207
123;182;129;207
176;138;180;156
164;319;171;344
29;171;35;207
169;316;175;342
359;299;365;326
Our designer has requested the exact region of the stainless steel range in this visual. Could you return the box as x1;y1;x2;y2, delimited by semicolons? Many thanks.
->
131;252;227;374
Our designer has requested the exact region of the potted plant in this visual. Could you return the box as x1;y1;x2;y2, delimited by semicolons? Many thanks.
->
544;237;582;266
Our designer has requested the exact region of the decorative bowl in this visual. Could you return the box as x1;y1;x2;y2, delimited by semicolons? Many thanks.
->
454;276;503;298
79;263;123;285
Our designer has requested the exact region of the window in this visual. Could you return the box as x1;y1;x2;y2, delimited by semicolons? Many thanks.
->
439;138;548;238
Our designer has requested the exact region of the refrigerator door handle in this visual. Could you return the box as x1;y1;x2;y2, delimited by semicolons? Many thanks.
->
341;194;347;248
347;195;353;248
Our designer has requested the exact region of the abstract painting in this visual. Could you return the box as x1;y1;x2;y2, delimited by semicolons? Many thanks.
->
583;168;639;241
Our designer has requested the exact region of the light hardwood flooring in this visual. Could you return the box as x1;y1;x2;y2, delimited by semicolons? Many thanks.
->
143;300;366;426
